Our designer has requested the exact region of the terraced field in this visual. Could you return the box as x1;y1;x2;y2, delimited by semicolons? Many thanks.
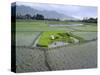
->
16;41;97;72
72;32;97;40
15;20;97;72
16;32;41;46
47;41;97;70
69;25;97;32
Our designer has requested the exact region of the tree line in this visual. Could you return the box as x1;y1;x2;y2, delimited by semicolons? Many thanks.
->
82;17;97;23
15;13;97;23
16;14;44;20
16;13;60;21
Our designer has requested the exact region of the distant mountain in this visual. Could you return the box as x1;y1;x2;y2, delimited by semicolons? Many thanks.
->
15;5;76;20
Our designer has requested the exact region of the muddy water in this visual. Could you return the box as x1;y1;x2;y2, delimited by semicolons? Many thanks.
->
48;42;69;48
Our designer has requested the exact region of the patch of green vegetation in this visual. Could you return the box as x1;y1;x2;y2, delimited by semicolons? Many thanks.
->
37;31;83;47
37;31;61;47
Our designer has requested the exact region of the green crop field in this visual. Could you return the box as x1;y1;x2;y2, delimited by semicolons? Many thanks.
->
37;31;86;47
16;20;79;32
37;31;73;47
16;19;97;31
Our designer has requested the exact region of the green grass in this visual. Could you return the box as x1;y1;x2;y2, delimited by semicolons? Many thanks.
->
37;31;84;47
37;31;64;47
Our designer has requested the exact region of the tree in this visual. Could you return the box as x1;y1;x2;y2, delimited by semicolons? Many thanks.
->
35;14;44;20
82;17;97;23
25;14;31;19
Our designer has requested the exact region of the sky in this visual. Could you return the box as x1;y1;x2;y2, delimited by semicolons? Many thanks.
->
16;2;97;19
